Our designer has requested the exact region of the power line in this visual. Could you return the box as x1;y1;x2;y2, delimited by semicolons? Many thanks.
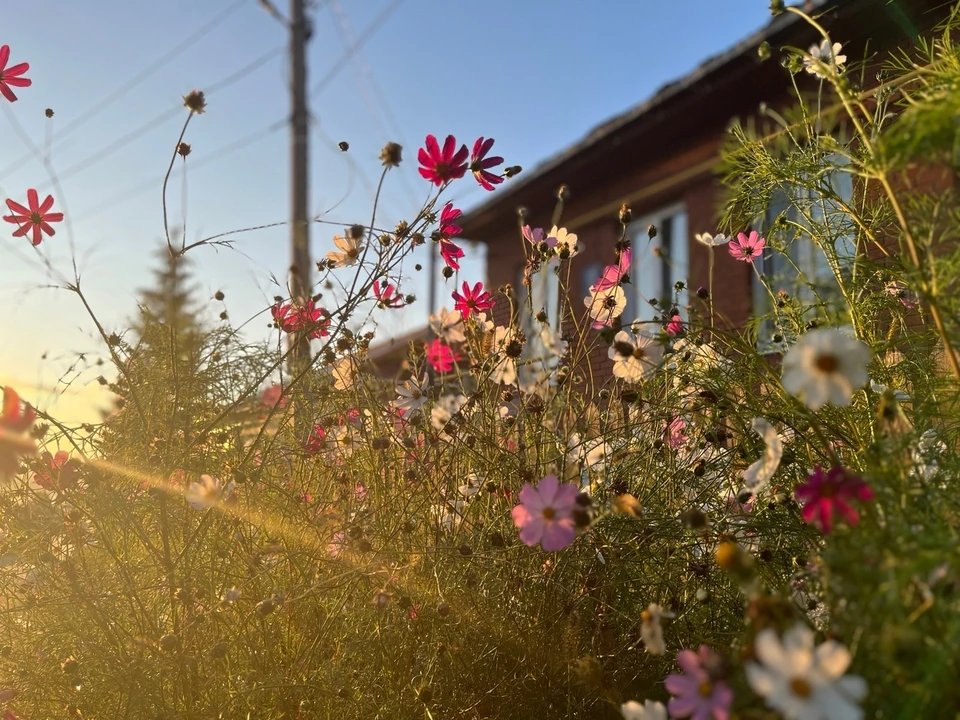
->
1;0;251;179
35;47;284;191
75;119;286;223
326;0;418;209
309;0;405;97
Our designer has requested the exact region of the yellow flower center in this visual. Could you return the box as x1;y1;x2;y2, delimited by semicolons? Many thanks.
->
30;212;42;225
542;507;556;520
698;680;713;697
790;677;812;697
815;354;839;373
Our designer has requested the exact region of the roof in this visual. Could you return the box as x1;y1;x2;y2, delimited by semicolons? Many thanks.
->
457;1;832;231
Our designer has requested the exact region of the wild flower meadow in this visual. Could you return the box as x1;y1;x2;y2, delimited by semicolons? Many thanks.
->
3;4;960;719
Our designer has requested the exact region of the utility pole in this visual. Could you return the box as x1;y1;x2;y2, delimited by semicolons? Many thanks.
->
289;0;311;369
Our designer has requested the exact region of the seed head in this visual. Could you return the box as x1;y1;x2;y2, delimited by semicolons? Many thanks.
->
379;141;403;167
182;89;207;114
176;142;192;158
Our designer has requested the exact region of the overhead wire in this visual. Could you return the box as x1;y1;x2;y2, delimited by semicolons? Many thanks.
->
35;46;284;192
309;0;405;97
1;0;252;179
326;0;419;210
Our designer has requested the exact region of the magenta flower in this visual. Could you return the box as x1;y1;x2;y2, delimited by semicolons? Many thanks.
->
439;202;462;238
440;239;465;270
418;134;468;186
426;338;461;373
469;136;504;191
271;299;330;338
511;474;579;551
373;280;405;309
304;425;327;456
665;646;733;720
727;231;765;261
794;465;874;533
0;45;31;103
591;247;632;293
452;281;495;318
663;314;683;337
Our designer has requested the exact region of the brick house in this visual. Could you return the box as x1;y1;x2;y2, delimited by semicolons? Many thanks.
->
371;0;947;381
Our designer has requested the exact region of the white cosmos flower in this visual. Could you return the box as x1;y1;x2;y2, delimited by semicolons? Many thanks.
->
326;233;363;267
869;380;909;402
781;329;870;410
490;326;519;386
331;355;357;391
609;329;662;383
548;225;579;258
804;40;847;79
429;307;466;345
640;603;674;655
621;699;667;720
742;417;784;493
186;474;234;510
393;373;430;415
540;326;568;358
459;472;484;499
430;393;467;432
746;624;867;720
694;232;729;247
585;285;626;328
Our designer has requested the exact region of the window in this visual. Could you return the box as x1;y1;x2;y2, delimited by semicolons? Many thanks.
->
753;156;855;345
626;203;689;325
516;259;561;380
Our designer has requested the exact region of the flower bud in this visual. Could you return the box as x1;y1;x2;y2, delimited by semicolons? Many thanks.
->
619;204;633;225
338;141;349;151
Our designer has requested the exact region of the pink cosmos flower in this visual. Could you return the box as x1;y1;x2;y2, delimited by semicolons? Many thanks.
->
0;387;37;481
663;314;684;337
469;136;504;191
33;450;80;492
522;225;547;247
439;202;462;238
663;417;688;449
0;45;31;102
591;247;632;293
440;239;465;270
418;134;468;186
727;231;765;261
794;465;874;533
511;474;579;551
665;645;734;720
271;300;330;338
4;190;64;246
304;425;327;455
373;280;405;308
452;281;495;318
426;338;461;373
260;383;288;411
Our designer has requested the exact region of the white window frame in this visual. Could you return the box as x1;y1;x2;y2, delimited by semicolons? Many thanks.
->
626;202;689;327
753;155;855;347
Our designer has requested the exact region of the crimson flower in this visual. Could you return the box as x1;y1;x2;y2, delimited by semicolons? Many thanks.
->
271;299;330;338
439;202;462;238
452;281;494;318
418;134;468;186
440;239;464;270
728;230;766;261
591;247;632;292
0;45;31;102
426;338;461;373
469;136;504;191
794;465;874;533
304;425;327;456
374;280;405;308
4;190;64;246
33;450;80;492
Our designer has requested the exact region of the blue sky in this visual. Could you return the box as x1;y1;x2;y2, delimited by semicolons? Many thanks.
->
0;0;772;421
